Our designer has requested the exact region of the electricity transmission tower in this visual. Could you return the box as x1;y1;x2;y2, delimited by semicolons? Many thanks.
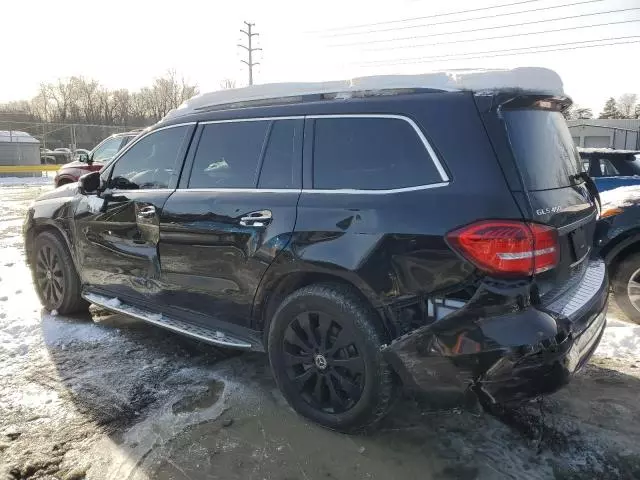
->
238;21;261;86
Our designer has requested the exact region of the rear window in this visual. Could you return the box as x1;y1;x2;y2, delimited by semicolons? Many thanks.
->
313;117;442;190
504;110;582;191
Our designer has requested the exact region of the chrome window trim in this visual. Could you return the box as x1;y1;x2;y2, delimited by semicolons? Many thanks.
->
303;182;449;194
176;188;301;194
200;116;304;125
174;183;448;195
183;114;450;194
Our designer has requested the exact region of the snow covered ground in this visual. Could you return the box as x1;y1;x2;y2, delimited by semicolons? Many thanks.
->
1;179;640;479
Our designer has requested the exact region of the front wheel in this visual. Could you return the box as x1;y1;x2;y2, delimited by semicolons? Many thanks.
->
268;283;397;432
612;251;640;324
32;231;88;315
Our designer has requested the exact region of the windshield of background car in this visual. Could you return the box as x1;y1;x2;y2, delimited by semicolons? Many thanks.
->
503;110;582;190
92;137;124;162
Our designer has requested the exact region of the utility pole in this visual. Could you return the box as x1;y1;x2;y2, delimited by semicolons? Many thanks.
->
238;21;261;86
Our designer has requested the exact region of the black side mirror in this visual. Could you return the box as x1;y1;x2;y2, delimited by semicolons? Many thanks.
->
77;153;89;163
78;171;101;194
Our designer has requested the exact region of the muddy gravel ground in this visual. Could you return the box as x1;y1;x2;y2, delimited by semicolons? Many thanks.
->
1;181;640;480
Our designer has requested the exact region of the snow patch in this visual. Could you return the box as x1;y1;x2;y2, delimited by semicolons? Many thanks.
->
578;147;640;155
600;185;640;210
104;297;121;308
50;309;58;317
41;315;119;347
595;317;640;361
0;176;52;186
0;130;39;143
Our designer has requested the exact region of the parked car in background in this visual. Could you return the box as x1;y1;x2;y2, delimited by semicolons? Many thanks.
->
40;149;70;165
595;185;640;324
74;148;91;159
578;148;640;193
25;68;607;432
53;130;141;187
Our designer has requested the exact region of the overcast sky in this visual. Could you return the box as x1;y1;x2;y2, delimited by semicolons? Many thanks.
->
2;0;639;114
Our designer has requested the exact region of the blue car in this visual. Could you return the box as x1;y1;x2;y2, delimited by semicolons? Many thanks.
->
579;148;640;193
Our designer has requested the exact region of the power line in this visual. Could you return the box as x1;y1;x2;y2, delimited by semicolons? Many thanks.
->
238;21;261;86
364;18;640;52
359;35;640;67
324;0;604;37
330;7;640;47
313;0;543;33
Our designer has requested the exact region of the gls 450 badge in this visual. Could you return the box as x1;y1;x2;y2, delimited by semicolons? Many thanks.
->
536;206;562;216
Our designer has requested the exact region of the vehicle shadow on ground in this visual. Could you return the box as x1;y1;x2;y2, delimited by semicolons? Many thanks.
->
38;308;236;432
39;310;640;480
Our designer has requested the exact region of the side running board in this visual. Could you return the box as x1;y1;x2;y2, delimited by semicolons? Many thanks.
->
83;292;253;350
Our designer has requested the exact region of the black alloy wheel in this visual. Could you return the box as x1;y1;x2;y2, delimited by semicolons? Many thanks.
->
283;310;366;413
268;283;396;432
32;232;88;315
35;243;65;307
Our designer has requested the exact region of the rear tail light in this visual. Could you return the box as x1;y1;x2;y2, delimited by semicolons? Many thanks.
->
446;220;558;276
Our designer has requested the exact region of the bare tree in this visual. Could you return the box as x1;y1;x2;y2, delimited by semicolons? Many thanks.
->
563;105;593;120
617;93;638;119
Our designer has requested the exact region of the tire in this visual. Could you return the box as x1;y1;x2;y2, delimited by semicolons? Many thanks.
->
612;251;640;324
32;231;89;315
268;283;396;432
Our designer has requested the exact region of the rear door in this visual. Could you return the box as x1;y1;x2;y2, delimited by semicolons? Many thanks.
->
74;124;193;303
158;117;303;329
489;100;598;296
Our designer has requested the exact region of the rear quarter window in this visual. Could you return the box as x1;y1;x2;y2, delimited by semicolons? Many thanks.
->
312;116;443;190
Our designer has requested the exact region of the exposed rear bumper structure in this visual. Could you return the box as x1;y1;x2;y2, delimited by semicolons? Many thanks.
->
383;259;608;406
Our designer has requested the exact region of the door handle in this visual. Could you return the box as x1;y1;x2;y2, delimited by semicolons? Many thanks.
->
240;210;272;227
137;205;156;219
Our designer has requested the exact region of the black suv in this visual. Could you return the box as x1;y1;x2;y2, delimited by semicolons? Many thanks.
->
24;69;608;432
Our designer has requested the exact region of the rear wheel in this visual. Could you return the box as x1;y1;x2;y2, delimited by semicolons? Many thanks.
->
612;252;640;324
32;231;88;314
268;283;396;432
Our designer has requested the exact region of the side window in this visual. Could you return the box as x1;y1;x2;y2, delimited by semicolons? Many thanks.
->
188;121;269;189
92;137;124;162
599;159;619;176
258;120;299;189
312;117;442;190
109;126;189;190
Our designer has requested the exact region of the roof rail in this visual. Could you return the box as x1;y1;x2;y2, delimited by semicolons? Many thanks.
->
161;67;564;122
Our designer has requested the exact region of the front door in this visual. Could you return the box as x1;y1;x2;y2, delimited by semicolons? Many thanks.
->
159;118;303;328
74;123;194;304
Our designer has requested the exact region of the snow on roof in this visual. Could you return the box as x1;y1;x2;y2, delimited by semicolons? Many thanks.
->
162;67;563;121
0;130;39;143
577;147;640;155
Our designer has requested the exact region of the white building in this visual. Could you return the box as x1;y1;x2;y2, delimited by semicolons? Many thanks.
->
568;119;640;149
0;130;40;166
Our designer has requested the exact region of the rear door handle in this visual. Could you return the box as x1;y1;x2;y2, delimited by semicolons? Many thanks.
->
240;210;272;227
137;205;156;219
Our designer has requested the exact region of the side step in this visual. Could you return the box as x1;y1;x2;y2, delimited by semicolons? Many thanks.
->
83;292;253;350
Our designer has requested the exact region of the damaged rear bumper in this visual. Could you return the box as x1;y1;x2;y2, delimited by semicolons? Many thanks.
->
383;259;608;405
